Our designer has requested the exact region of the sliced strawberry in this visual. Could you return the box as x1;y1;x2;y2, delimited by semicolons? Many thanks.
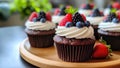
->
92;43;109;59
116;10;120;20
46;12;52;21
28;12;38;21
54;8;60;15
59;13;72;26
81;14;86;21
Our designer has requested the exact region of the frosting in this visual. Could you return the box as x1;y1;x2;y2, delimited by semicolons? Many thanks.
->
87;17;104;25
78;9;92;16
56;26;94;39
52;16;65;23
98;22;120;32
104;8;111;15
25;21;56;30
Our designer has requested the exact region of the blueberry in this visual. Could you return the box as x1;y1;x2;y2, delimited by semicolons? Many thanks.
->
40;18;46;23
85;21;90;27
76;21;84;28
65;22;73;27
32;17;37;22
112;18;119;23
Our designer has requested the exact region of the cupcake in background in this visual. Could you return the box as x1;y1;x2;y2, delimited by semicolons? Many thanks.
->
52;6;68;25
54;7;95;62
98;12;120;50
78;3;94;16
87;8;104;40
25;11;56;48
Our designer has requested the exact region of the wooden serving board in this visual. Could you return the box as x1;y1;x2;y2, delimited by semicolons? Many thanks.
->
19;38;120;68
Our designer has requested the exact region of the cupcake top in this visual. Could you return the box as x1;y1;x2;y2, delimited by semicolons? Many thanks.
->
26;11;56;30
56;10;94;39
104;4;114;15
87;8;104;25
78;3;94;16
52;6;69;23
99;13;120;32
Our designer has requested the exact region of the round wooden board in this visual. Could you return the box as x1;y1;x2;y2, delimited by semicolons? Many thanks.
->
19;38;120;68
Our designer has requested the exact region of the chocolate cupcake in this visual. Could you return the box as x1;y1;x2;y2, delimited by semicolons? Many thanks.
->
98;13;120;50
54;11;95;62
25;11;56;48
87;8;104;40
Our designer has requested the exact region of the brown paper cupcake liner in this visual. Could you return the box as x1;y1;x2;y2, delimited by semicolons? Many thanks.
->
100;35;120;51
27;34;54;48
55;43;94;62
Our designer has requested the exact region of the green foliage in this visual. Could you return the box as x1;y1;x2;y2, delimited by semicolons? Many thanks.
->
65;6;78;14
10;0;52;19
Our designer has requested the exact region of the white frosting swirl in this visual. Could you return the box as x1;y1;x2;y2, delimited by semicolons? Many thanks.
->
104;8;111;16
87;16;104;25
98;22;120;32
56;26;95;39
25;21;56;30
78;9;92;16
52;16;65;23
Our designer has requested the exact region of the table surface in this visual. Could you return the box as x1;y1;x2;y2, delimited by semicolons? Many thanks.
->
0;26;37;68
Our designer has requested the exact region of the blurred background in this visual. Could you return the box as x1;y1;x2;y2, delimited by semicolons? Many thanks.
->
0;0;119;27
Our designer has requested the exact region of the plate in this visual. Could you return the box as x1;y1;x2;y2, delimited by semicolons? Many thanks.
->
19;38;120;68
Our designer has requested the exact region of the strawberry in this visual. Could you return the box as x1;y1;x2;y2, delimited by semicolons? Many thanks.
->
54;8;60;15
46;12;52;21
28;12;38;21
81;14;86;21
90;3;94;9
116;10;120;20
112;2;120;9
59;13;72;26
92;43;109;59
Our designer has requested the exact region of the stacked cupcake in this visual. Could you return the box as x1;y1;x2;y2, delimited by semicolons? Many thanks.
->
25;11;56;48
54;7;95;62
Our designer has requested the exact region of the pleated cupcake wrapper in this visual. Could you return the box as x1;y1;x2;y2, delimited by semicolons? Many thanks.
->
100;35;120;51
55;43;94;62
27;34;54;48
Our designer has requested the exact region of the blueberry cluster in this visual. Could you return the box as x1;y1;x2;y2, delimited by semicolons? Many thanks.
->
58;6;66;16
90;8;103;17
32;11;46;23
66;12;90;28
104;13;120;23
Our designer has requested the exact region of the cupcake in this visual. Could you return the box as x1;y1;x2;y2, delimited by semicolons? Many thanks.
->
54;10;95;62
78;3;94;16
98;12;120;50
87;8;104;40
52;6;67;25
25;11;56;48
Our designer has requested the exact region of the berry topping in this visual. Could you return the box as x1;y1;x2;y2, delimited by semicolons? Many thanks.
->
58;6;66;16
76;21;84;28
84;21;90;27
59;13;72;26
65;22;73;27
81;14;86;21
54;8;60;15
28;12;38;21
32;18;37;22
112;18;119;23
90;8;103;17
72;12;84;24
81;3;94;10
40;18;46;23
46;12;52;21
104;13;117;22
38;11;46;19
112;2;120;9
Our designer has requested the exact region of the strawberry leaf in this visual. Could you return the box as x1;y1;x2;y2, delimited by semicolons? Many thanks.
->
65;6;78;14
